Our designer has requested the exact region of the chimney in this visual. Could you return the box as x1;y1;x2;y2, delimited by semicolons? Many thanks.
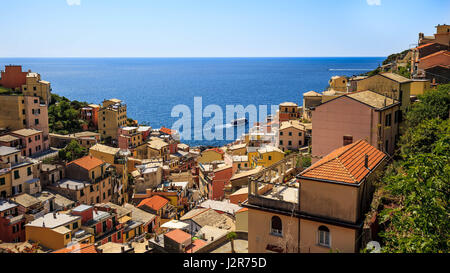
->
365;154;369;169
53;212;57;219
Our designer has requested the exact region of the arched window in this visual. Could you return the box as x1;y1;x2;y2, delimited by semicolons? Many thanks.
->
318;226;330;247
271;216;282;236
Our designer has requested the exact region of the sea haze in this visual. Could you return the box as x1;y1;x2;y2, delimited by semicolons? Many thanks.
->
0;57;384;147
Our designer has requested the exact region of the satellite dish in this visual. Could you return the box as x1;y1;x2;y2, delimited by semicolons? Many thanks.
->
366;241;381;253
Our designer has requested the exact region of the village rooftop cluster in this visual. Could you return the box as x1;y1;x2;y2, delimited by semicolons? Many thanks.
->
0;24;448;253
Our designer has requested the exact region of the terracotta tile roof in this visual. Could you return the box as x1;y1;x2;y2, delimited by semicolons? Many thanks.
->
300;139;387;184
185;239;207;253
160;127;173;135
52;244;98;253
206;148;224;154
420;50;450;61
237;208;249;213
137;195;169;211
67;155;104;171
164;229;191;244
346;90;399;109
416;42;438;49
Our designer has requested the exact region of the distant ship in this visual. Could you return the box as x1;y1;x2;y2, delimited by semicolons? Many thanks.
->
231;118;248;126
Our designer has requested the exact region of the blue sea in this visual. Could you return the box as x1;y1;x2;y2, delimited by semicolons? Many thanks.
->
0;57;384;147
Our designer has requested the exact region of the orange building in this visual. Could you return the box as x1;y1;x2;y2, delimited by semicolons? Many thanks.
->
246;139;387;253
0;65;28;90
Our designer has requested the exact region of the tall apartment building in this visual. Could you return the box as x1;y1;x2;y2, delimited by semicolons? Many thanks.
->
98;99;127;141
0;95;50;149
22;72;52;106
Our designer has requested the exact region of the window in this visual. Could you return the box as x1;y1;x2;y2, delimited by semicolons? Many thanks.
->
35;119;39;125
394;110;402;123
80;189;84;197
385;114;392;127
280;132;283;136
14;170;20;180
90;185;94;192
279;140;283;145
318;226;330;247
65;234;70;240
268;156;272;161
343;135;353;146
270;216;282;236
0;177;5;186
288;141;292;146
385;140;389;153
34;99;38;103
299;140;302;146
288;132;292;136
72;222;79;229
27;167;32;176
299;132;302;136
117;231;121;240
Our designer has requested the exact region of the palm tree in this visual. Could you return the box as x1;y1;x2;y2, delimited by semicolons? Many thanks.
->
227;232;237;253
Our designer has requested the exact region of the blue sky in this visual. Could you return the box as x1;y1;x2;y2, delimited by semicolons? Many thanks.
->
1;0;449;57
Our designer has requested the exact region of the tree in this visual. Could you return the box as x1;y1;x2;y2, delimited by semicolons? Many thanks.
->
58;140;88;162
226;232;237;253
376;84;450;253
405;84;450;129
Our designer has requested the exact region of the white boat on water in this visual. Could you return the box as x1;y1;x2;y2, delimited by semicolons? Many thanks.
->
231;118;248;126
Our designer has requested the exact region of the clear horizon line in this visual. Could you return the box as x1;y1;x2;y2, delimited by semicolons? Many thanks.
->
0;56;387;59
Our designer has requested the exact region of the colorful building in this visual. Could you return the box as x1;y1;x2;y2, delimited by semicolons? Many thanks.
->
118;126;142;150
311;90;400;163
279;102;301;123
248;146;285;168
246;140;387;253
22;72;52;106
0;95;50;148
25;212;94;250
80;104;100;129
0;200;26;243
197;148;224;164
0;65;28;90
98;99;127;141
278;120;306;152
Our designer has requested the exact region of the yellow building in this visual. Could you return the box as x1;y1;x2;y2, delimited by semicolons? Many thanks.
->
88;144;129;203
197;148;224;164
0;172;12;198
22;72;52;105
0;95;27;131
328;76;348;92
356;72;430;111
235;208;248;232
25;212;94;251
146;138;170;162
98;99;127;141
249;146;285;168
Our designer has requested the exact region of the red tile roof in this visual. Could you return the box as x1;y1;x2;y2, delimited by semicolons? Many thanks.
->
416;42;438;49
185;239;207;253
52;244;98;253
420;50;450;61
67;155;104;171
206;148;224;154
160;127;174;135
300;139;387;184
237;208;248;213
164;229;191;244
137;195;169;211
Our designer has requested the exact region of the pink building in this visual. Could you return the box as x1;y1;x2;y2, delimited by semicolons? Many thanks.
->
23;96;49;148
118;127;142;150
10;129;45;157
311;91;400;163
